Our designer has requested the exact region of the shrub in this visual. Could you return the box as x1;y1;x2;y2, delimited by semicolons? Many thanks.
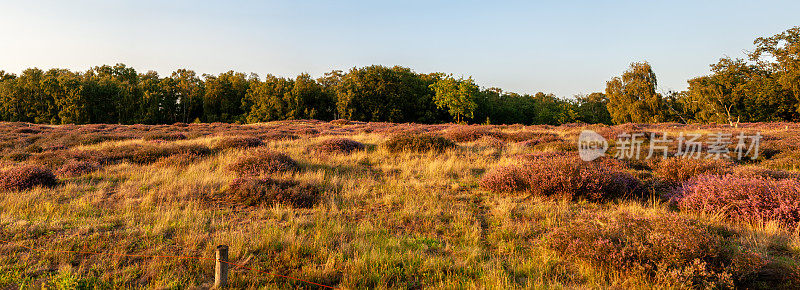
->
313;138;365;154
504;131;560;143
384;134;456;153
547;212;766;288
732;166;800;180
13;127;40;134
224;177;319;208
0;166;58;191
143;132;187;141
92;144;211;165
153;153;203;168
212;136;264;151
329;119;352;126
227;150;299;175
442;126;501;142
676;175;800;227
30;151;69;168
477;136;505;149
260;132;299;141
761;151;800;171
56;161;99;177
5;151;30;162
480;156;640;200
532;140;577;152
653;158;733;185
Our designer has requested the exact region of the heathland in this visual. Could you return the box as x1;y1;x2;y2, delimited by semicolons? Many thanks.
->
0;120;799;289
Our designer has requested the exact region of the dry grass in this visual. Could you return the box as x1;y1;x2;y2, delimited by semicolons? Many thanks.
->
0;121;798;289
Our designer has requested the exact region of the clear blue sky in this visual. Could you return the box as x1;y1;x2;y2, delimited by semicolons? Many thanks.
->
1;0;798;97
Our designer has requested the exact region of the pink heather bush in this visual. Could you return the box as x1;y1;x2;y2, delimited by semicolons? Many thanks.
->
212;136;264;151
653;158;733;185
384;134;457;153
226;150;299;175
142;132;187;141
516;133;562;147
224;177;319;208
546;212;774;288
761;151;800;171
56;160;99;177
477;136;505;149
442;126;501;142
313;138;365;154
480;156;640;200
0;166;58;191
260;131;299;141
676;175;800;227
499;131;553;143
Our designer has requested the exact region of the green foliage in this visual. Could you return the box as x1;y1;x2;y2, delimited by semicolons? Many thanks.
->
429;74;478;123
574;92;613;124
2;27;799;127
606;62;667;124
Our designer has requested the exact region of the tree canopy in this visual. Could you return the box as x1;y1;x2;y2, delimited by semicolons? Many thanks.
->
2;26;799;126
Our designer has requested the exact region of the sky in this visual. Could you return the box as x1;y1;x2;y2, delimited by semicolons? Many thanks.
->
1;0;798;97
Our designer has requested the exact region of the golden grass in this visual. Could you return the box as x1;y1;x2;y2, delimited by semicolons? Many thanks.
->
0;122;798;289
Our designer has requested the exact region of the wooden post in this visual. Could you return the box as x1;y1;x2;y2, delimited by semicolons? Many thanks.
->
214;245;229;288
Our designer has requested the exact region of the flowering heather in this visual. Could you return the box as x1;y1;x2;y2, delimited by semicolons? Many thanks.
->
56;160;99;177
260;131;299;141
212;136;264;151
329;119;352;126
477;136;505;149
13;127;41;134
223;177;319;208
546;212;772;288
142;132;187;141
480;156;640;200
5;151;30;162
227;150;299;175
531;140;578;152
653;157;733;185
761;151;800;171
90;144;212;165
676;175;800;227
0;165;58;191
503;131;559;143
517;134;563;147
442;125;501;142
384;134;457;153
732;166;800;180
313;138;365;154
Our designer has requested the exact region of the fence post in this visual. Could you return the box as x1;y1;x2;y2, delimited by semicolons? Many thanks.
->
214;245;229;288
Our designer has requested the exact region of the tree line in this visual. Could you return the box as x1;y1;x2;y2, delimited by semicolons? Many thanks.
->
1;26;798;126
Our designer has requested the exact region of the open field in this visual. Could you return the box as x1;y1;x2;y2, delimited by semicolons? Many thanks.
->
0;120;799;289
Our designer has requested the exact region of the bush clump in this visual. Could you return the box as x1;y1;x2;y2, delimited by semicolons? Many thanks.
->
92;144;212;165
56;160;99;177
761;151;800;171
142;132;187;141
547;212;768;288
0;166;58;191
384;134;456;153
480;156;640;200
313;138;365;154
224;177;319;208
442;126;501;142
504;131;561;143
227;150;299;175
212;136;264;151
653;158;733;185
676;175;800;227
